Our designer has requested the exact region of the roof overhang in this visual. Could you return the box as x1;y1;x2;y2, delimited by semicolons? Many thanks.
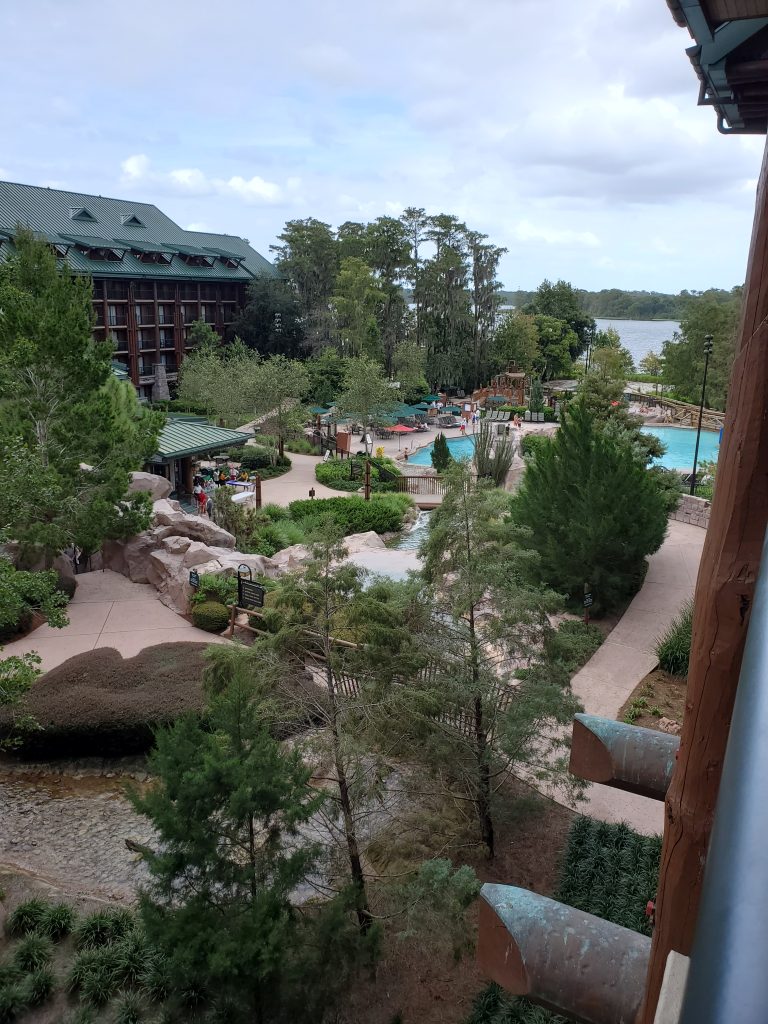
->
668;1;768;133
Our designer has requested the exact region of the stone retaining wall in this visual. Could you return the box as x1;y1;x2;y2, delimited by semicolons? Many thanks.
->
670;493;711;529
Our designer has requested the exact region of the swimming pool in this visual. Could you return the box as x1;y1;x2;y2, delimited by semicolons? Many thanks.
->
408;425;720;470
641;426;720;470
409;435;474;465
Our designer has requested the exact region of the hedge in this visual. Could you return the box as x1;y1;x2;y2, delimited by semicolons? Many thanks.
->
239;448;292;472
191;601;230;633
315;455;400;493
288;494;412;535
0;644;210;757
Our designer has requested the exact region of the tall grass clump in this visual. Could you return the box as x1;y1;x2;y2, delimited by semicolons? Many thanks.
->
656;598;693;677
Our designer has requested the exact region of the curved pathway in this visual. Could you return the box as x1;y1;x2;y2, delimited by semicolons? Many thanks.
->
2;569;225;674
562;520;704;834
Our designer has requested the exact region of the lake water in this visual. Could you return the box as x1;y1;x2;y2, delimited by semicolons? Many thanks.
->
409;425;719;471
594;318;679;366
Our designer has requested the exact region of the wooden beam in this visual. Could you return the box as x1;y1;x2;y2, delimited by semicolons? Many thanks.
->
569;714;678;800
639;135;768;1021
478;885;650;1024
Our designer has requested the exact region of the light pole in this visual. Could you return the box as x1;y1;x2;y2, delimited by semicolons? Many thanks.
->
690;333;714;496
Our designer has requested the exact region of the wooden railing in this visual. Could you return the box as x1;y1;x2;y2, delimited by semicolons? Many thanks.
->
395;475;447;496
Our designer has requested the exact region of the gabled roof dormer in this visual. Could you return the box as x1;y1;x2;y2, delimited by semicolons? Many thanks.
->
69;207;97;222
120;213;145;227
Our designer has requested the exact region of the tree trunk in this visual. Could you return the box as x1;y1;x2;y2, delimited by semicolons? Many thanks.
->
474;695;495;858
639;136;768;1021
326;663;371;933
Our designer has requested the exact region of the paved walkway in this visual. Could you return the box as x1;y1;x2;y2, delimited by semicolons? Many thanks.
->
3;570;225;673
563;520;704;834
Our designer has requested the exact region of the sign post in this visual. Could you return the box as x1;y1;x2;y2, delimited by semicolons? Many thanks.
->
189;569;200;589
583;582;593;624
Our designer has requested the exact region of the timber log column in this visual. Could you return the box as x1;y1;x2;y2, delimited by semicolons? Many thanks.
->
639;136;768;1020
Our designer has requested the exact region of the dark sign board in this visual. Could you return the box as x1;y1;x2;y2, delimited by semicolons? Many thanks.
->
238;578;265;609
583;593;593;608
189;569;200;588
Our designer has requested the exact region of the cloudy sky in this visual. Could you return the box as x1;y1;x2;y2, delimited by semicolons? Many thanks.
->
0;0;763;292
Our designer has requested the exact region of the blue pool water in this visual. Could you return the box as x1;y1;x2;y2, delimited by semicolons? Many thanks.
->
408;425;720;470
409;435;474;465
642;426;720;470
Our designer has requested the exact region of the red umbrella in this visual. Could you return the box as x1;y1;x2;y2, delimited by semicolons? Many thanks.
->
390;423;415;449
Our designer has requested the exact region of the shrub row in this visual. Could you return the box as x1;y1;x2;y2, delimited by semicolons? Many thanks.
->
519;434;552;460
288;494;412;535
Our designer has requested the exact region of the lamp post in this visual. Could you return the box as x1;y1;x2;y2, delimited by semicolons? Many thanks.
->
690;334;714;496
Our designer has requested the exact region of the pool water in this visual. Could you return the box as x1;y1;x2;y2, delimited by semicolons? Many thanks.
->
409;435;474;465
408;425;720;470
641;426;720;470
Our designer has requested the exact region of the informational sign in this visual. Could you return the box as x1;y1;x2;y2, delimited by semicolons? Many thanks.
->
239;579;265;609
323;450;331;462
189;569;200;588
583;593;593;608
237;564;265;609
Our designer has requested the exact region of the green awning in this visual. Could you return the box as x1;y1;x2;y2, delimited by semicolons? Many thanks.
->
152;419;253;461
424;394;440;402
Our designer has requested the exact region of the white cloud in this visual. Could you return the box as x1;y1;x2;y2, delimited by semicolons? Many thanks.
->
514;221;601;248
120;155;285;205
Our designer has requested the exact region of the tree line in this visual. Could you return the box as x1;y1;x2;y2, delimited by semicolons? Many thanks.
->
503;285;742;322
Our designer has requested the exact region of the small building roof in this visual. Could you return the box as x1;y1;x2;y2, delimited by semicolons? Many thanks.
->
152;418;253;461
0;180;278;281
542;379;580;392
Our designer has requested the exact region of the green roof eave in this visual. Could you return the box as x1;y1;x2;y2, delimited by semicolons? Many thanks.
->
153;421;253;461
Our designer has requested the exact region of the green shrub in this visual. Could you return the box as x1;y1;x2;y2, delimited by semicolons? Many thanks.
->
74;909;135;951
0;984;25;1023
13;935;52;972
191;601;230;634
115;990;144;1024
545;620;603;674
315;455;400;493
6;899;49;938
23;966;55;1007
519;434;551;460
289;494;411;535
41;901;76;940
285;437;314;454
0;644;207;759
656;598;693;677
190;574;238;609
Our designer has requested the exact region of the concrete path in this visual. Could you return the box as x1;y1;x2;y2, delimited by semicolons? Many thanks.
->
564;520;704;834
3;569;225;673
257;452;343;507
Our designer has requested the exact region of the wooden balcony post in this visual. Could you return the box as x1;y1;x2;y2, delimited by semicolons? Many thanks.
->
640;135;768;1021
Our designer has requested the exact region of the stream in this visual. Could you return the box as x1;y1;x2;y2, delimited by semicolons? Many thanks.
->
0;515;435;901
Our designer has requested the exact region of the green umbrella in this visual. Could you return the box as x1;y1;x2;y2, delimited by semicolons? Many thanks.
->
424;394;440;403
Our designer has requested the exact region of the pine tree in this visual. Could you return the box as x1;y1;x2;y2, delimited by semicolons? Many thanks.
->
409;462;581;858
131;668;364;1023
0;230;162;559
431;432;452;472
512;403;668;613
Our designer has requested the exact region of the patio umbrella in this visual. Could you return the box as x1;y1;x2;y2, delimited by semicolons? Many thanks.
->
424;394;440;403
390;423;415;449
415;401;431;410
445;405;462;414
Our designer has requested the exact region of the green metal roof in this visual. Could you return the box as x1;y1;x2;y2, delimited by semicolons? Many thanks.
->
0;180;278;282
153;419;253;461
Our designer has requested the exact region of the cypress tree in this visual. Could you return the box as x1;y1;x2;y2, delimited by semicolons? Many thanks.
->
431;431;452;472
512;403;668;613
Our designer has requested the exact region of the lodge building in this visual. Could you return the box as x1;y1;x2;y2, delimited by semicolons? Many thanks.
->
0;180;277;399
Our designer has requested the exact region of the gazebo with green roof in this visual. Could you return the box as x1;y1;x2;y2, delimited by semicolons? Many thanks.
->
147;417;253;494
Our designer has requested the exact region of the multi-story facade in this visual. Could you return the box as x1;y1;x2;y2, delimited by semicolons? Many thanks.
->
0;181;277;399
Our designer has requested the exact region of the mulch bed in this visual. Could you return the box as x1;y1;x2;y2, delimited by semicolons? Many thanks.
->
617;668;687;731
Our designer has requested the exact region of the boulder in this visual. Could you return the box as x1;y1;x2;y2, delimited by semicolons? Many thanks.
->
152;504;236;549
103;529;163;583
658;717;682;736
342;531;387;554
269;543;313;572
128;471;173;501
